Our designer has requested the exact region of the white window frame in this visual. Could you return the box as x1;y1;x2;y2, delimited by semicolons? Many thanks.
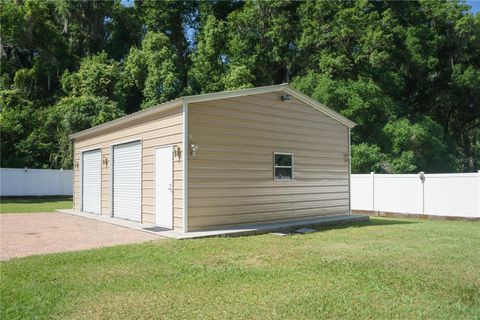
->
273;152;294;181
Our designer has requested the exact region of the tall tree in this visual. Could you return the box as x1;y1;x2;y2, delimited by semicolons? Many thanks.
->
124;31;182;108
61;52;127;110
49;95;125;168
226;0;299;85
104;1;143;60
0;0;478;172
137;0;195;88
55;0;115;57
188;15;227;93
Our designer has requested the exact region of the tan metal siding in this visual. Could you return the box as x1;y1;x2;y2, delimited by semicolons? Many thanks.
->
73;106;184;231
188;92;349;231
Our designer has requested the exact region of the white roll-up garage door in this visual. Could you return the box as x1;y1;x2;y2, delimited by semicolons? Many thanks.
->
112;141;142;222
82;149;101;214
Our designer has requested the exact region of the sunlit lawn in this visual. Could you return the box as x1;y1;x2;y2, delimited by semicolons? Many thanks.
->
0;197;72;213
1;217;479;319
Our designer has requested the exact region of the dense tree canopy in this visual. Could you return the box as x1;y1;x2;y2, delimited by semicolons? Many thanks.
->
1;0;479;172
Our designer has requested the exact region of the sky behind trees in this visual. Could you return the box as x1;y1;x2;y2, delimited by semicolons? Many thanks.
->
466;0;480;13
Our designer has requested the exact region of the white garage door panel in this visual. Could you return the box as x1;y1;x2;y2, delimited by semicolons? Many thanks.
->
113;141;141;222
82;149;101;214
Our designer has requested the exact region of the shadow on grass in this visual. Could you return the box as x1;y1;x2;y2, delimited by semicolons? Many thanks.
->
0;196;72;204
302;217;417;234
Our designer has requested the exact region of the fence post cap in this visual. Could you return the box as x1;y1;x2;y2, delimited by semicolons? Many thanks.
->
418;171;425;182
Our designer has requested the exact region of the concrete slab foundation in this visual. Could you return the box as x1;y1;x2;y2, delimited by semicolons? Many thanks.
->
58;209;369;239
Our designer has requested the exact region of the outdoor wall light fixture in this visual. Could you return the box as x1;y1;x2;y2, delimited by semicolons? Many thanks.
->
280;94;292;102
173;146;182;159
102;156;109;168
190;144;199;157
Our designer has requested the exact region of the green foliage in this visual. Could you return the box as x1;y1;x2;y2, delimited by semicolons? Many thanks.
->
383;117;454;173
54;0;115;56
388;151;417;174
104;2;143;60
188;15;227;93
222;65;255;90
292;73;396;145
0;0;479;172
0;90;56;168
55;95;123;133
48;95;124;168
226;0;298;85
12;68;36;98
1;90;38;167
139;0;194;88
61;52;127;109
351;143;384;173
124;31;181;109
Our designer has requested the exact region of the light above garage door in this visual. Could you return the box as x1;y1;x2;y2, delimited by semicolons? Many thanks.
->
112;141;142;222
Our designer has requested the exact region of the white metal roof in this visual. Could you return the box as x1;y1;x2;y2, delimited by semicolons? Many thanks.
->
70;83;356;140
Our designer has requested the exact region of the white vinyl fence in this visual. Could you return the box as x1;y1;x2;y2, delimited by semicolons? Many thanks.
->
0;168;73;196
351;172;480;218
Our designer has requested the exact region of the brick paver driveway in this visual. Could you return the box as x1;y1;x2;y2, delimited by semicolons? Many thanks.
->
0;212;162;261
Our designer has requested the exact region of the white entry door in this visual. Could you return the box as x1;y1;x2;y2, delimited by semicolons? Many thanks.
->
112;141;142;222
82;149;101;214
155;146;173;228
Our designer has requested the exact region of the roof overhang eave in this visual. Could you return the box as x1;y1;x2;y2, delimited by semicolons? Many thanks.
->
69;99;183;140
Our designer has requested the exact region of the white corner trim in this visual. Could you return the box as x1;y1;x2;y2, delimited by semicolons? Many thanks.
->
182;99;189;233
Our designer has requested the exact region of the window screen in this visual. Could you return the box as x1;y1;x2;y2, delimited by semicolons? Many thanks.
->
274;153;293;180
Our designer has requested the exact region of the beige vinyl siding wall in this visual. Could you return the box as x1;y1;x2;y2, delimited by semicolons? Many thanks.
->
73;106;184;231
187;92;349;231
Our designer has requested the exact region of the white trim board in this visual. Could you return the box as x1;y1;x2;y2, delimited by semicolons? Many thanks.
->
182;100;189;233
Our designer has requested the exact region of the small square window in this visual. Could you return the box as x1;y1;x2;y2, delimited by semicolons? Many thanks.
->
274;153;294;180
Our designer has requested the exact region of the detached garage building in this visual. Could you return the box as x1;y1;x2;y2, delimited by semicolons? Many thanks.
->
71;84;356;233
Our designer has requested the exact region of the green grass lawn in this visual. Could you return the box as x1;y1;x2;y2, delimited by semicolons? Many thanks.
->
1;217;479;319
0;196;72;213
